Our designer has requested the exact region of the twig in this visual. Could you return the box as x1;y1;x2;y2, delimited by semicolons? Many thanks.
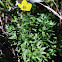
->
59;1;62;25
12;48;15;56
2;28;8;38
37;2;62;20
51;0;59;10
59;12;61;25
0;35;4;37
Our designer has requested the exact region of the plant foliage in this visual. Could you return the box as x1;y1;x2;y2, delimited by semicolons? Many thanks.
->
5;12;57;62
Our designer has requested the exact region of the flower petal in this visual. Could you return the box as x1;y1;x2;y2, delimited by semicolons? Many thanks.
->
18;0;32;11
18;3;21;8
26;3;32;11
22;0;27;5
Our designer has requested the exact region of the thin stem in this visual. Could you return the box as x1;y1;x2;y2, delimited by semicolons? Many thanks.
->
37;2;62;20
51;0;59;10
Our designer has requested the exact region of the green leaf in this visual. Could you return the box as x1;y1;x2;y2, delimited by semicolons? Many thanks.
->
42;26;47;31
42;31;46;37
52;60;54;62
12;19;17;22
0;1;5;8
50;3;54;6
6;0;13;6
9;34;17;39
37;18;41;22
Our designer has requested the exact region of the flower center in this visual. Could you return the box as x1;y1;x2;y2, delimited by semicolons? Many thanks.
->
22;5;26;9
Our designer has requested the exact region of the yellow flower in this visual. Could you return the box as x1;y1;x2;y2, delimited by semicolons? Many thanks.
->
18;0;32;11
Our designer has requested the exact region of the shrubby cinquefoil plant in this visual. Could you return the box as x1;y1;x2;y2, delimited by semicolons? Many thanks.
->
0;0;57;61
6;12;57;62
